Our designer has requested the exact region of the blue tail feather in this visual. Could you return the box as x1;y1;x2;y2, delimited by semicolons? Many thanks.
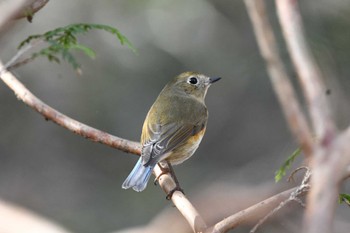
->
122;157;153;192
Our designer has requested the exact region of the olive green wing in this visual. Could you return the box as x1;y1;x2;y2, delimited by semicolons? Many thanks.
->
141;122;205;167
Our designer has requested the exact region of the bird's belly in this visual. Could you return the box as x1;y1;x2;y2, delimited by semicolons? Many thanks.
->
166;128;205;165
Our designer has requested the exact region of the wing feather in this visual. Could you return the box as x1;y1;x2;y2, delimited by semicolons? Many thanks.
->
141;122;204;166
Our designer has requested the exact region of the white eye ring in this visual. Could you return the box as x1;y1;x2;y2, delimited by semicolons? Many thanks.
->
188;77;198;85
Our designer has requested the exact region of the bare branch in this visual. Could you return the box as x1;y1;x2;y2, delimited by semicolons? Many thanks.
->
250;168;310;233
276;0;336;142
12;0;49;22
3;39;43;72
206;187;297;233
0;0;26;30
243;0;313;157
243;1;350;232
0;198;72;233
0;60;141;154
274;1;350;233
153;165;207;233
275;0;350;231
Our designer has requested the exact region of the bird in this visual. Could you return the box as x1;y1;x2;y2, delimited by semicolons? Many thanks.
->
122;71;220;195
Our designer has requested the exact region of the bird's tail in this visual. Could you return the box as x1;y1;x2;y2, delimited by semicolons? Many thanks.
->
122;157;153;192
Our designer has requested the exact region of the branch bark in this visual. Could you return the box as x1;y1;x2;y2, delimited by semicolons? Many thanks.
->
0;61;141;154
206;187;297;233
0;199;72;233
243;0;313;157
276;0;336;142
274;1;349;233
12;0;49;22
244;0;350;232
0;0;26;30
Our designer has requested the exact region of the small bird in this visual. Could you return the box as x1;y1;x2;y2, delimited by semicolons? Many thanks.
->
122;71;220;194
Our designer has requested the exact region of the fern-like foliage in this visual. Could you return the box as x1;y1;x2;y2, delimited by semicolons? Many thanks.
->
275;147;302;182
18;23;136;73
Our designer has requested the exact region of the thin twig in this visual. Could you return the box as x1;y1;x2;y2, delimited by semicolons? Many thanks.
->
293;198;306;208
287;166;309;183
243;0;313;158
250;168;310;233
249;197;291;233
2;39;43;73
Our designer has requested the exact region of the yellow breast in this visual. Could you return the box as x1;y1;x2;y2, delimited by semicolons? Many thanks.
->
166;127;206;165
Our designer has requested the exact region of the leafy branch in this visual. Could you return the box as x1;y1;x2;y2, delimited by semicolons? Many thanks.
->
11;23;136;73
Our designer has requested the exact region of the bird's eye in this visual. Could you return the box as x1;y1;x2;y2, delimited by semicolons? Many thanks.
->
188;77;198;85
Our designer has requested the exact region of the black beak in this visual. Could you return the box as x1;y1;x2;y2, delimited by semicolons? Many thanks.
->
209;77;221;84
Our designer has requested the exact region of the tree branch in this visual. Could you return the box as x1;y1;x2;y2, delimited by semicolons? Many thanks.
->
276;0;336;143
243;0;313;157
0;0;26;30
153;165;207;233
275;1;349;233
0;198;72;233
244;0;350;232
12;0;49;22
0;60;141;154
206;187;298;233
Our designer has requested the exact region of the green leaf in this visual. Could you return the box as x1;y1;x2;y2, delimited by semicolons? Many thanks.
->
339;193;350;206
17;23;136;72
70;44;96;59
275;147;302;182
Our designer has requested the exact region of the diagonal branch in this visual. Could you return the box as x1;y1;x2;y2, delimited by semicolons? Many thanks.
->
243;0;313;157
12;0;49;22
275;1;349;233
0;61;141;155
276;0;336;143
243;1;350;232
206;187;297;233
0;0;26;30
154;166;207;233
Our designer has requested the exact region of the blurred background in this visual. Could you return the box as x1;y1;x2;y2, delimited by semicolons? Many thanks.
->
0;0;350;232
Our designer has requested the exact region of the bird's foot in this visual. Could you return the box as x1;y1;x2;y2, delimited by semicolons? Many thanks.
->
166;186;184;200
153;164;170;186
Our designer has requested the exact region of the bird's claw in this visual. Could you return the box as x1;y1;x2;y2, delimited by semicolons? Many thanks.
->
166;187;185;200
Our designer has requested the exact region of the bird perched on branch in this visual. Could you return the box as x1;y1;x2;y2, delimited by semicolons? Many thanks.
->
122;71;220;197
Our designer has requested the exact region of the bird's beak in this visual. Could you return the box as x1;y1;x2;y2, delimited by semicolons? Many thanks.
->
209;77;221;84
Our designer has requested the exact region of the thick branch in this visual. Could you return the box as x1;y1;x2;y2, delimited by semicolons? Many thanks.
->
275;1;349;233
0;0;26;30
243;0;313;157
243;1;350;232
12;0;49;22
303;129;350;233
276;0;336;142
0;199;72;233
